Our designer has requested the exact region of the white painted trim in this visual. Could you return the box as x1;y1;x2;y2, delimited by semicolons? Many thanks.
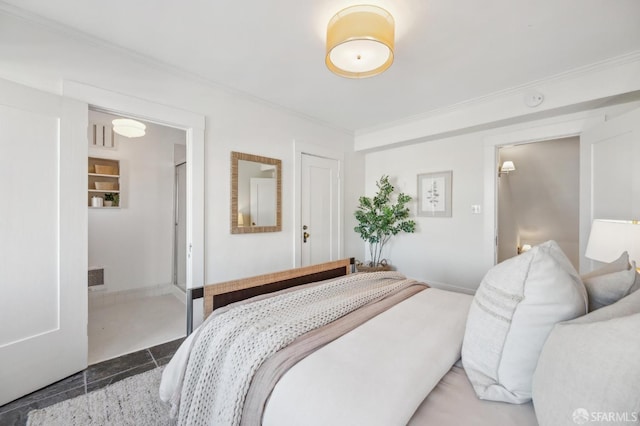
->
293;140;345;267
482;110;604;269
64;81;204;130
0;3;350;136
355;51;640;151
62;81;205;291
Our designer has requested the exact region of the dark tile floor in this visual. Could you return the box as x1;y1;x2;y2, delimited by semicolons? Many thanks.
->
0;337;185;426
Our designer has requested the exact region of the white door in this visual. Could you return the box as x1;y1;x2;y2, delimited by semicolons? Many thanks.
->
0;78;87;405
579;107;640;272
301;154;340;266
250;177;276;226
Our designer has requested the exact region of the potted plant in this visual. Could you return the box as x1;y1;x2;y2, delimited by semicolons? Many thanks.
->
104;193;115;207
354;175;416;271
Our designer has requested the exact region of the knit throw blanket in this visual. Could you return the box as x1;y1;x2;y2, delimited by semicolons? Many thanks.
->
177;271;419;426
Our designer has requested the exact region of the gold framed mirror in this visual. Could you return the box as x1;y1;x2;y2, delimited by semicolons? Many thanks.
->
231;151;282;234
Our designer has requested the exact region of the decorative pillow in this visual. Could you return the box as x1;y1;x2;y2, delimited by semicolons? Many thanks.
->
582;261;639;311
581;251;629;280
532;290;640;426
462;240;587;404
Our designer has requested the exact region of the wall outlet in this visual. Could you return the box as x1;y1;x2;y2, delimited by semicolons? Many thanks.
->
471;204;482;214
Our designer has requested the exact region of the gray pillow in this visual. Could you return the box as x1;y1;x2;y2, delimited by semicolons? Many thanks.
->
581;251;629;280
532;291;640;426
582;260;639;311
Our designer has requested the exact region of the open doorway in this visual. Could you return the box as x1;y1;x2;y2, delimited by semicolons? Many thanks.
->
87;109;187;364
497;137;580;268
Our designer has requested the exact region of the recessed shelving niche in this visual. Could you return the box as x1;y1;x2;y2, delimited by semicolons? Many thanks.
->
88;157;120;208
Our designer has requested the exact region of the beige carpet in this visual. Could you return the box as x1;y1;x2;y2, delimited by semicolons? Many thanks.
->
27;368;174;426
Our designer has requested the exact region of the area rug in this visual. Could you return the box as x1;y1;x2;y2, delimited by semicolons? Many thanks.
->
27;368;174;426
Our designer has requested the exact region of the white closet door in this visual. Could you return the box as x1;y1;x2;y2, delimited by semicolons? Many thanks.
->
579;107;640;272
0;78;87;405
300;154;340;266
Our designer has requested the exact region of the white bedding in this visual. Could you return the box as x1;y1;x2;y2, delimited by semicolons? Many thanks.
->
262;288;473;426
161;287;473;425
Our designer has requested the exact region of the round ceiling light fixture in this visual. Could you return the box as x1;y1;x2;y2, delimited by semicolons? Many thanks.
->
325;5;395;79
112;118;146;138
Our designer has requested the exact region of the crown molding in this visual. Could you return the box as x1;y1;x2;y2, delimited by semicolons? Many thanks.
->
356;50;640;138
355;51;640;150
0;2;353;137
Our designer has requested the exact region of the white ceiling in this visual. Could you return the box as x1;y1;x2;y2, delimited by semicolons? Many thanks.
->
5;0;640;132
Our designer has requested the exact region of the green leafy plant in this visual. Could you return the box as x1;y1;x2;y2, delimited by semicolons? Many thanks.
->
354;175;416;267
104;193;119;207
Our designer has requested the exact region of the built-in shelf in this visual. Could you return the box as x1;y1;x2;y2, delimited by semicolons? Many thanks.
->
88;157;121;208
88;173;121;178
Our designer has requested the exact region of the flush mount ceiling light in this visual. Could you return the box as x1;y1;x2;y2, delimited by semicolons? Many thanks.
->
325;5;395;78
112;118;146;138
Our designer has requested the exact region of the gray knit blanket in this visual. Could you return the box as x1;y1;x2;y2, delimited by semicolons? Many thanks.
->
176;271;419;426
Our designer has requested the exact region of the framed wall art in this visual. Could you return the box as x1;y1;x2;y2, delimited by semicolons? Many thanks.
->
417;171;452;217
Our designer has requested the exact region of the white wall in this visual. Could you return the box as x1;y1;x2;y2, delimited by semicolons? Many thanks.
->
0;10;361;284
88;110;185;293
366;134;485;292
365;104;640;292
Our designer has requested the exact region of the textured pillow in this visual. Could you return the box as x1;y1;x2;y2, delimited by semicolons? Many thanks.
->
462;240;587;404
532;291;640;426
581;251;629;280
582;262;639;311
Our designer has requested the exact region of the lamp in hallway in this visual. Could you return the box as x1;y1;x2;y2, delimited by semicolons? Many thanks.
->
498;160;515;177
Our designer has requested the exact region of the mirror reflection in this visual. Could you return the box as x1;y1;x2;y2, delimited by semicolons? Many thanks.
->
231;152;281;234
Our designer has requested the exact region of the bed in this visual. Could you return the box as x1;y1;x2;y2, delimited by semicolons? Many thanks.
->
160;243;640;426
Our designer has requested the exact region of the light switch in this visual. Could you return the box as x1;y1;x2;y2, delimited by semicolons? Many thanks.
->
471;205;482;214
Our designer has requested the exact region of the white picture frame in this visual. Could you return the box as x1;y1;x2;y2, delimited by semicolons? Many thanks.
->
418;171;452;217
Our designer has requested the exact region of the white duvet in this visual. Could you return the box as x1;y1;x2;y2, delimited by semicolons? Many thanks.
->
161;288;472;426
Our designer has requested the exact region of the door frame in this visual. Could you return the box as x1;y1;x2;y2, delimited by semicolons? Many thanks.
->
63;81;205;328
482;110;604;272
173;161;187;291
293;140;344;267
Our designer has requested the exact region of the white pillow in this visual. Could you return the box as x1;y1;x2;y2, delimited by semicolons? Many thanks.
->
532;290;640;426
462;240;587;404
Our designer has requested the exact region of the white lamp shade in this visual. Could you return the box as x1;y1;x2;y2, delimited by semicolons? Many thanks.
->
501;161;516;172
112;118;146;138
585;219;640;265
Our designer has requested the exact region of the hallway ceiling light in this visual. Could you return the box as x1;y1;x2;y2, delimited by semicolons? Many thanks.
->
325;5;395;79
112;118;146;138
498;160;516;176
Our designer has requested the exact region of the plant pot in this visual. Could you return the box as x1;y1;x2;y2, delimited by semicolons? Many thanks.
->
357;264;392;273
356;260;392;273
104;201;113;207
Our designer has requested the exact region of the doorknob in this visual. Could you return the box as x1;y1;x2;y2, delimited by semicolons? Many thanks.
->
303;225;310;243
